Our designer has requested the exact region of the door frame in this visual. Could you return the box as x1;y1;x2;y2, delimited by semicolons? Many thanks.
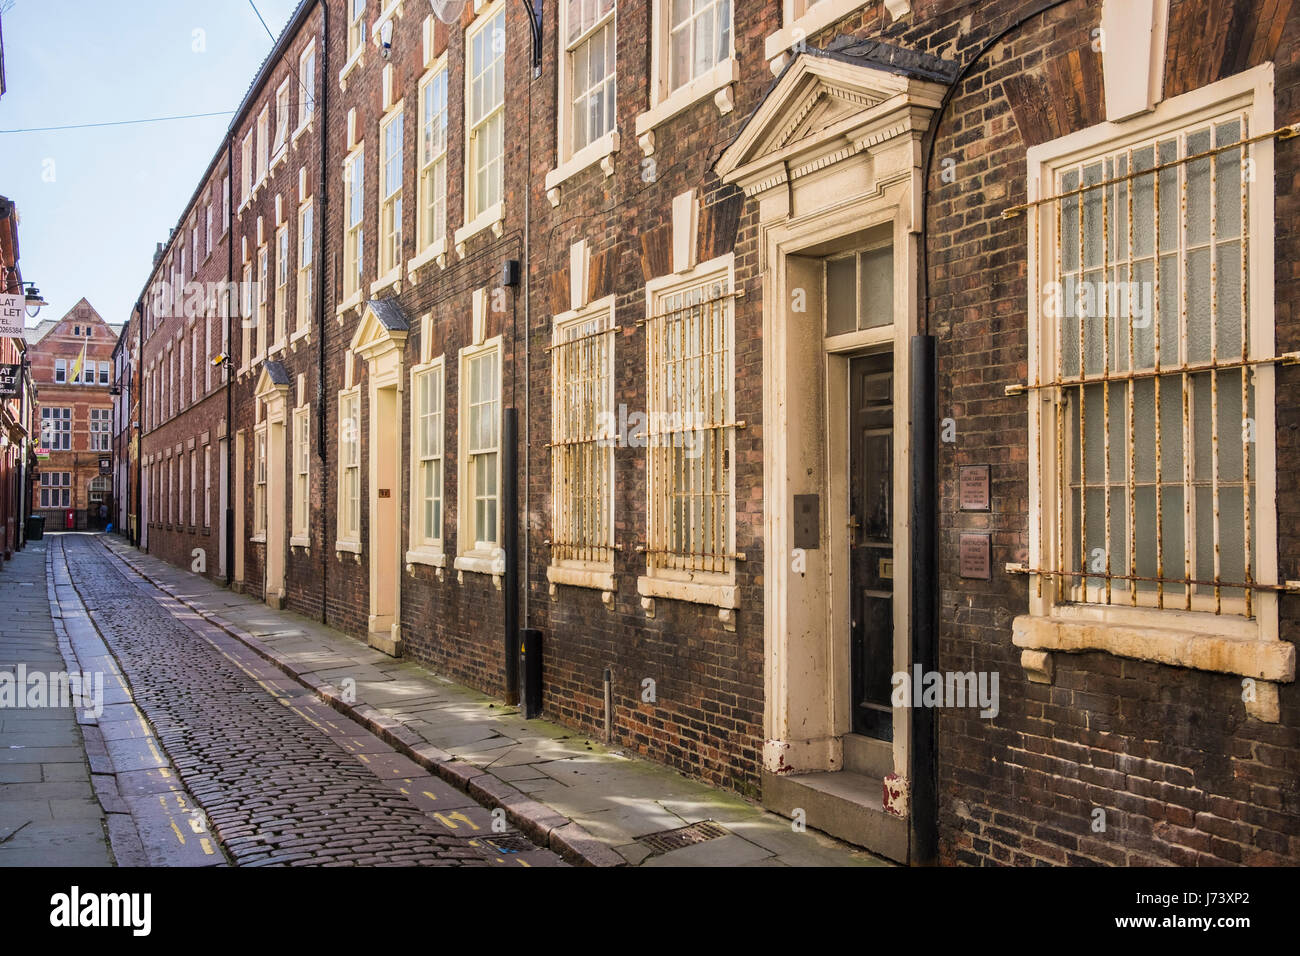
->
760;185;918;785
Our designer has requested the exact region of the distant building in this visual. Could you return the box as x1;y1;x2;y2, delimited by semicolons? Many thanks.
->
27;299;121;530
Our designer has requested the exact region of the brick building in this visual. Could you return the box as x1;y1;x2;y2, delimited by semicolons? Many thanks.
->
121;0;1300;866
0;194;34;560
27;299;119;530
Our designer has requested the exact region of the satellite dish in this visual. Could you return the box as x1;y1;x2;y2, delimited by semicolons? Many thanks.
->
431;0;468;24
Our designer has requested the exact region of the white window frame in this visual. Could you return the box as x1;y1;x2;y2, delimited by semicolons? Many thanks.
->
274;223;290;349
257;244;269;363
204;445;212;530
89;408;111;452
763;0;866;62
551;0;618;192
291;404;311;546
54;358;66;383
240;261;254;371
548;294;616;592
41;407;71;451
454;336;504;576
253;423;267;539
296;42;317;136
407;354;446;566
241;132;254;207
346;0;367;62
639;253;738;611
273;78;291;161
341;146;365;310
296;199;314;338
1019;64;1282;673
457;2;506;245
189;449;198;528
636;0;737;145
376;105;405;288
257;106;270;184
337;387;362;552
413;60;449;269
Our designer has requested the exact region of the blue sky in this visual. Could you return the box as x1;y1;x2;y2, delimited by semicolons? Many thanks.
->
0;0;302;329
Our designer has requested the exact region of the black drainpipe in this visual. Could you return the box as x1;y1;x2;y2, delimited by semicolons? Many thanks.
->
908;335;937;865
134;298;143;549
225;133;235;587
911;0;1077;866
315;0;329;624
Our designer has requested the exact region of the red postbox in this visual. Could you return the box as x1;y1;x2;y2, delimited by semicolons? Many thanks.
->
65;509;74;530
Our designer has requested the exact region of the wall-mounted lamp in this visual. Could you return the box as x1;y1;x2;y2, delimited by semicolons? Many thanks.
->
430;0;467;25
24;282;47;318
379;19;394;59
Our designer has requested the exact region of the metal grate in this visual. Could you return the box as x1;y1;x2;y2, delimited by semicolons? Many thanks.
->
637;820;729;856
1007;117;1295;617
548;309;615;564
482;832;536;855
640;285;745;573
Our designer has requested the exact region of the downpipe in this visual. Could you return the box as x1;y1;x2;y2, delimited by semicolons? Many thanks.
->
909;334;938;866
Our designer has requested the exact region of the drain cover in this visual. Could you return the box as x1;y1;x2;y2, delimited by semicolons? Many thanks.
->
637;820;729;856
483;832;536;854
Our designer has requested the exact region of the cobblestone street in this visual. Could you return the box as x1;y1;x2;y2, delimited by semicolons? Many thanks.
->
51;533;562;868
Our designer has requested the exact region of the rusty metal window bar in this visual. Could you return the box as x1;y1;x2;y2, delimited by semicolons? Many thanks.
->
642;278;742;574
1016;113;1289;617
550;307;614;565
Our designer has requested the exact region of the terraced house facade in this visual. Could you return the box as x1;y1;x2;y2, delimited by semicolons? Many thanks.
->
120;0;1300;866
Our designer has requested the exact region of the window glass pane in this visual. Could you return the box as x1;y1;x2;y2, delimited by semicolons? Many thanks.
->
859;243;893;329
825;256;855;336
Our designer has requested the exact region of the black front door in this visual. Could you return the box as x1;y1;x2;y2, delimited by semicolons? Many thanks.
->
849;352;894;740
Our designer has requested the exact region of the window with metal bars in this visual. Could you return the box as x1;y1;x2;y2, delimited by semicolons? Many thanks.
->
643;268;738;575
1020;95;1285;620
550;303;614;567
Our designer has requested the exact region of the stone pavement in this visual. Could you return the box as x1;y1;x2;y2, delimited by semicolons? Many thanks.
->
0;539;111;866
102;535;890;867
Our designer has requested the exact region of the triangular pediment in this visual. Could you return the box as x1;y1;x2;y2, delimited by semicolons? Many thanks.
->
254;360;290;401
716;51;949;193
350;298;409;359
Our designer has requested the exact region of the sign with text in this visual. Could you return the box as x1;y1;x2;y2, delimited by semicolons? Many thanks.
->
0;294;25;337
959;533;992;580
0;363;18;397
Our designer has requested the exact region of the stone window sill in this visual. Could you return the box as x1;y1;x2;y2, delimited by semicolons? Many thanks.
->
407;239;447;279
336;539;362;559
548;564;616;605
406;548;447;579
1012;609;1295;719
249;534;266;544
290;535;310;549
637;570;738;630
370;266;402;297
338;47;364;89
545;131;620;204
292;118;314;146
453;202;504;256
634;58;739;150
455;549;505;587
336;290;363;320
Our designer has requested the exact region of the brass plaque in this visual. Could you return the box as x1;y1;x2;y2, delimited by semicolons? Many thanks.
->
958;465;990;511
378;488;391;499
959;533;991;580
879;558;893;579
